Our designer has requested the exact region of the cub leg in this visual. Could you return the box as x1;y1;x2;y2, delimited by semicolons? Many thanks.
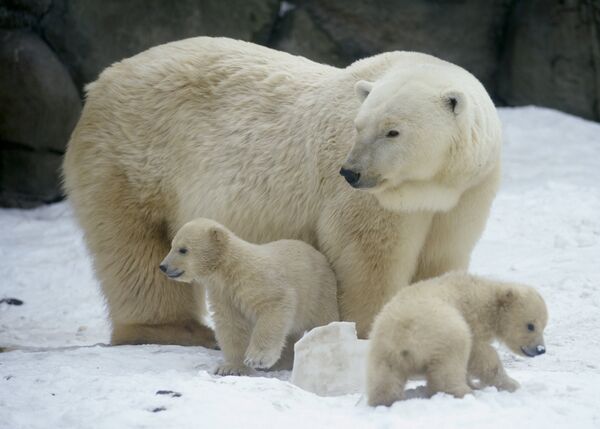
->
244;304;292;370
426;358;472;399
212;301;253;376
425;333;472;398
366;353;408;406
468;342;520;392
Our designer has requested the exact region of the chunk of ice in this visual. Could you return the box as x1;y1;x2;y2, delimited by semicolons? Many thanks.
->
290;322;369;396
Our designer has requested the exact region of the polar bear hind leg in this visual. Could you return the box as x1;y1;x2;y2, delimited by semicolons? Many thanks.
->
68;167;215;347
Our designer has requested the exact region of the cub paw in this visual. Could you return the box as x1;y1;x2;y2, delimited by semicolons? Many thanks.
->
496;377;520;392
244;347;281;369
213;363;253;376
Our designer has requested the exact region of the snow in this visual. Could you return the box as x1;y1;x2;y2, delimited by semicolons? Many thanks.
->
1;106;600;428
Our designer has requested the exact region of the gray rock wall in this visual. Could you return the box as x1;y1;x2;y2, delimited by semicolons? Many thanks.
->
271;0;514;93
0;28;80;207
497;0;600;120
1;0;598;207
41;0;280;91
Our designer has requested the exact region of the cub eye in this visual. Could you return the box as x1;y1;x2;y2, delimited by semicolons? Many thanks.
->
527;323;535;332
386;130;400;138
178;247;188;255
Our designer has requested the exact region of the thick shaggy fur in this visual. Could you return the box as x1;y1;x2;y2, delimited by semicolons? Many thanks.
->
62;37;502;344
161;218;339;375
367;272;548;406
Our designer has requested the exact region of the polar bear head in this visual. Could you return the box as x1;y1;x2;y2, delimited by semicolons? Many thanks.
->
340;65;501;212
160;218;229;282
496;285;548;358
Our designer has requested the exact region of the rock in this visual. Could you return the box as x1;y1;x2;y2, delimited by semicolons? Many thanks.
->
276;0;513;92
0;298;24;305
0;0;51;29
0;30;81;152
155;390;182;398
290;322;369;396
0;149;63;207
497;0;600;121
269;5;347;67
42;0;280;89
0;30;81;207
4;0;51;17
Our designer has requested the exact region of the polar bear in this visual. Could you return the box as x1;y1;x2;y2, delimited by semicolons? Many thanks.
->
62;37;502;345
366;272;548;406
160;218;339;375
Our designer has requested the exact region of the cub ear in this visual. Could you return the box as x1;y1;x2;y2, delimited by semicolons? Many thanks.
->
443;90;467;115
355;80;374;102
497;289;516;310
209;226;227;245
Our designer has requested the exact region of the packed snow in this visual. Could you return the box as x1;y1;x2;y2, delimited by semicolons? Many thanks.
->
1;107;600;428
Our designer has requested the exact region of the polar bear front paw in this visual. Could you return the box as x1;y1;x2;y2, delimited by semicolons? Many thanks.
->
213;363;253;376
244;347;281;369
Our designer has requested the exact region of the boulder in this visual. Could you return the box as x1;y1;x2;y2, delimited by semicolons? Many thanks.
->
497;0;600;121
0;149;63;207
269;4;347;67
42;0;280;89
0;29;81;207
0;0;51;29
272;0;513;92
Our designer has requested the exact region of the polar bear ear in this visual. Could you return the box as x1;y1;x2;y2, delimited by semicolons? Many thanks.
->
443;90;467;115
355;80;374;102
209;226;227;246
497;289;516;310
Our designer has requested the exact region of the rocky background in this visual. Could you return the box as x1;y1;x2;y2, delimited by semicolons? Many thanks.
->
1;0;599;207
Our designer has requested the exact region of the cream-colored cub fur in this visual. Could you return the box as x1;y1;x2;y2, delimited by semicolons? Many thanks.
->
367;272;548;406
161;218;339;375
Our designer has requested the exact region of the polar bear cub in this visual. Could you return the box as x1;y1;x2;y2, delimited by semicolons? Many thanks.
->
367;272;548;406
160;218;339;375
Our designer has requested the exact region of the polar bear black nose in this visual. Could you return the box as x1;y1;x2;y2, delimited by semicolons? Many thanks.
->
536;345;546;355
159;264;167;273
340;168;360;186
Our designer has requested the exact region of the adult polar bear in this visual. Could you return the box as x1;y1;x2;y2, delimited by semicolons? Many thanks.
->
63;37;501;345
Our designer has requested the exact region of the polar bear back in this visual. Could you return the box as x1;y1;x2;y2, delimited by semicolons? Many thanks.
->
80;37;494;247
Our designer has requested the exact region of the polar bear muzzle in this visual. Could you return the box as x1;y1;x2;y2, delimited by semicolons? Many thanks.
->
339;167;361;187
520;343;546;357
159;261;185;279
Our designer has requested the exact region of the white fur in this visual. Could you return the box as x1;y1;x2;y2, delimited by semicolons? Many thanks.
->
161;218;339;375
367;272;548;406
63;37;502;343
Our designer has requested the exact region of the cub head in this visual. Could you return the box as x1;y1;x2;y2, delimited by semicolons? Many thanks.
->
340;66;500;212
159;218;229;282
497;285;548;358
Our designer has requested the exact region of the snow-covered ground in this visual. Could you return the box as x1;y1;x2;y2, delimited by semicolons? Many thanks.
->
1;107;600;428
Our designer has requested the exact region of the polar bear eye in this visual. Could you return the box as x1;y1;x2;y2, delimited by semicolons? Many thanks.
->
178;247;188;255
386;130;400;138
527;323;535;332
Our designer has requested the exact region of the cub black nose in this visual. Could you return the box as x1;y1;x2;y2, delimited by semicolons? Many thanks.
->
159;264;167;273
536;345;546;355
339;168;361;186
